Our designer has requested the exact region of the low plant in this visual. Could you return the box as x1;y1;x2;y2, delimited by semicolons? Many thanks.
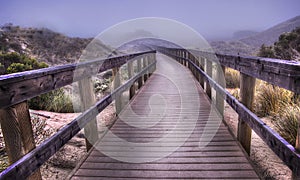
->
254;82;293;117
273;105;299;146
29;88;74;113
225;68;240;88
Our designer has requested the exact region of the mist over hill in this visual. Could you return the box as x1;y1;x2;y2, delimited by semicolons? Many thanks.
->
210;16;300;56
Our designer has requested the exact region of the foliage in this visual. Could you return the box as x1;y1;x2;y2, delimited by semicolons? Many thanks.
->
257;44;275;58
94;78;111;93
273;105;300;146
258;27;300;60
0;52;73;113
0;52;48;74
225;68;240;88
254;82;293;117
29;88;74;113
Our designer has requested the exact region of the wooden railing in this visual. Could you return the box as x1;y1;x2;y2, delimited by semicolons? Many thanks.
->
0;50;156;179
155;46;300;177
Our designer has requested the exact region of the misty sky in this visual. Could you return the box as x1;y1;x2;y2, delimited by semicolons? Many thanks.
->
0;0;299;40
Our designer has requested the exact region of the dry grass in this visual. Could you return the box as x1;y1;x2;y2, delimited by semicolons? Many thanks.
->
273;105;299;146
225;68;240;88
254;82;293;117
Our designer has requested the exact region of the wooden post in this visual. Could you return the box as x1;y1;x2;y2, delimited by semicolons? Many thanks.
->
0;101;42;179
199;57;205;88
137;58;143;89
143;56;148;83
237;73;256;155
78;78;98;151
205;58;212;99
112;67;122;115
127;61;135;99
216;65;226;118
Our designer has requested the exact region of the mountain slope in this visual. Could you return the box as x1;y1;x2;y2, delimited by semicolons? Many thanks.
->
0;24;112;65
211;16;300;56
240;16;300;47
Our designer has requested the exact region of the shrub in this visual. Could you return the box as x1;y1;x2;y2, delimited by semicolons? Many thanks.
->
254;83;293;117
225;68;240;88
273;105;300;146
29;88;74;113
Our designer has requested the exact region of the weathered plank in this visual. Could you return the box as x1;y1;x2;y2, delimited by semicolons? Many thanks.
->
237;73;256;155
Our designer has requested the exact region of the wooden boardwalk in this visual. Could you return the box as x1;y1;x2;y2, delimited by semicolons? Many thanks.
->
69;54;259;179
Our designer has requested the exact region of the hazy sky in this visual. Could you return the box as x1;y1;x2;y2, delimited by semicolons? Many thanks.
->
0;0;299;40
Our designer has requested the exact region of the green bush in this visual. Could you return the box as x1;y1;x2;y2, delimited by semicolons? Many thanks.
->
29;88;74;113
1;52;73;113
273;105;299;146
225;68;240;88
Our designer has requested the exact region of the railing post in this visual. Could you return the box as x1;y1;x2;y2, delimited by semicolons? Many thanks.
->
0;102;42;180
112;67;122;115
137;58;143;89
143;56;148;83
237;73;256;155
216;65;226;118
199;56;205;88
127;61;135;100
205;58;212;99
78;77;98;151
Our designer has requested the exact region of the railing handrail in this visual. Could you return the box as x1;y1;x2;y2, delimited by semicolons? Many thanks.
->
0;51;156;179
156;46;300;176
0;50;156;109
155;46;300;93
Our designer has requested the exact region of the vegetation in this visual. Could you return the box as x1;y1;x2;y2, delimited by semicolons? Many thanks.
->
273;105;300;146
0;52;73;113
258;27;300;60
254;82;293;117
225;68;240;88
255;28;300;145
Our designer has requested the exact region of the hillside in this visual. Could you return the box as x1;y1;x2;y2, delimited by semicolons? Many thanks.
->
0;24;112;66
240;16;300;47
211;16;300;56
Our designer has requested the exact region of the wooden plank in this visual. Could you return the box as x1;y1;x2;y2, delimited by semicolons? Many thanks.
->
78;77;98;151
237;73;256;155
73;169;258;179
127;61;135;99
112;67;122;115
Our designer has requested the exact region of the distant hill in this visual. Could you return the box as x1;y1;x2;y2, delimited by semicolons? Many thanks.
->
211;16;300;56
240;16;300;47
231;30;258;40
0;24;112;65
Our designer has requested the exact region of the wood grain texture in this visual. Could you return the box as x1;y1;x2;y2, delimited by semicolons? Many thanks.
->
70;54;258;179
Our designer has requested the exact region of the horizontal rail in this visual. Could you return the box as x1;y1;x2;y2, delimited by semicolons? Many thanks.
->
158;47;300;93
0;60;156;180
160;49;300;176
0;50;156;109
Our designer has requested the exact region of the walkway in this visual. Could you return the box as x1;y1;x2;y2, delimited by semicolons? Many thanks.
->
69;54;258;179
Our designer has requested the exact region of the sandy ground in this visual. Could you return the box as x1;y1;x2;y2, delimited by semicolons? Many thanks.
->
224;103;292;179
29;104;116;179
